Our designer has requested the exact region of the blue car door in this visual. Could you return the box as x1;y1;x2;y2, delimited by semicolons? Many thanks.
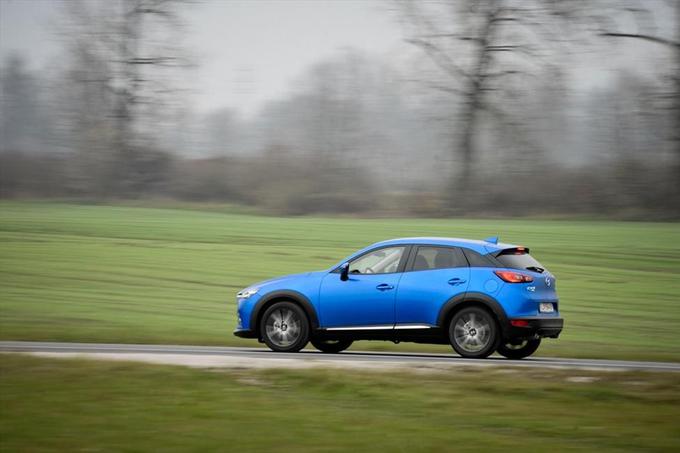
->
395;246;470;326
319;246;407;328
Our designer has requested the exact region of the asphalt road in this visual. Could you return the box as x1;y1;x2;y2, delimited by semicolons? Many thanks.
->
2;341;680;372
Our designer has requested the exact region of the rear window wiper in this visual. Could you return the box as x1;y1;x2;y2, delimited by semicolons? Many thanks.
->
525;266;544;273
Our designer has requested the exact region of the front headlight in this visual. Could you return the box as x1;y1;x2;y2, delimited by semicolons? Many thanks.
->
236;288;259;299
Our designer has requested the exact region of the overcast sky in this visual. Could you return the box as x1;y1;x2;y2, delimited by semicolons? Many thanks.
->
1;0;407;117
1;0;675;118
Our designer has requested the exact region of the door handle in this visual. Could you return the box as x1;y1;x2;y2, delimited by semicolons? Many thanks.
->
376;283;395;291
448;278;466;286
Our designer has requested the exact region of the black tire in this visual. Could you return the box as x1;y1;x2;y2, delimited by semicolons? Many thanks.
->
497;338;541;360
260;301;309;352
448;306;500;359
311;338;353;353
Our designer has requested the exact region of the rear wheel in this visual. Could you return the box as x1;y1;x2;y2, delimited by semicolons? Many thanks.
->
497;338;541;360
260;301;309;352
311;338;353;353
448;307;500;359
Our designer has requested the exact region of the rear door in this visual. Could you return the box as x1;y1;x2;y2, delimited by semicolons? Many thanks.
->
395;246;470;327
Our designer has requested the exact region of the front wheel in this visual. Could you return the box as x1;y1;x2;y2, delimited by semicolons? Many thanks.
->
311;338;353;353
260;301;309;352
449;307;500;359
497;338;541;360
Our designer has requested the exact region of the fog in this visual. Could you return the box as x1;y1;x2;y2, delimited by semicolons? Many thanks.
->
1;0;678;217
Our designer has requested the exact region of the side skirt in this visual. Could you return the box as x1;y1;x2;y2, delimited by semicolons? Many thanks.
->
314;326;449;344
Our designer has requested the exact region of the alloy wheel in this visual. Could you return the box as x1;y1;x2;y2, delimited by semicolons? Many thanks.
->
265;307;302;348
453;311;493;353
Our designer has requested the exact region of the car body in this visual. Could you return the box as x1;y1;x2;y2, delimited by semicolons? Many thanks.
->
233;237;563;359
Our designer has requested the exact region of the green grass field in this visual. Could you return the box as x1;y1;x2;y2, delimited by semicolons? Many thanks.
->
2;354;679;452
1;201;679;361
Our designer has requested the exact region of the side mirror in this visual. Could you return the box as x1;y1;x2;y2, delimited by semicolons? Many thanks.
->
340;262;349;281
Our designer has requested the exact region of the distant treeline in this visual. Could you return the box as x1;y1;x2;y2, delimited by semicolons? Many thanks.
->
2;149;677;219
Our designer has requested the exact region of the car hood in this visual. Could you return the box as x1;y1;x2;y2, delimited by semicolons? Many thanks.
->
247;271;321;290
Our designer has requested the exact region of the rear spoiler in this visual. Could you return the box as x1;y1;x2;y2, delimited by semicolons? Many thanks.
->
496;246;530;256
483;237;529;255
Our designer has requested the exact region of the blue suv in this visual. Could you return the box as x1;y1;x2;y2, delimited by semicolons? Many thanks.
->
234;237;563;359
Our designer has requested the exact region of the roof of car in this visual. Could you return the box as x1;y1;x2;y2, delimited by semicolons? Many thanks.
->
370;237;519;255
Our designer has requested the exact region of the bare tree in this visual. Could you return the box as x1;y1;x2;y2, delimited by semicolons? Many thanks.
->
60;0;191;196
596;0;680;197
397;0;574;201
0;54;52;153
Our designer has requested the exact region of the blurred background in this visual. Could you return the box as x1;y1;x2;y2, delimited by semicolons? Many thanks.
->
1;0;678;217
2;2;680;451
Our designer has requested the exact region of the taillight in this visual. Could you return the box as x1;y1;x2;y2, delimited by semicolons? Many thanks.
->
494;270;534;283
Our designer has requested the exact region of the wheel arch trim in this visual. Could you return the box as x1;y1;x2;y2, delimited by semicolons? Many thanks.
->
250;290;319;336
436;292;509;334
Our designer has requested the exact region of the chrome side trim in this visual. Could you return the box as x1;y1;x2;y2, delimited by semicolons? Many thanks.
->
325;325;394;331
324;324;435;331
394;324;434;330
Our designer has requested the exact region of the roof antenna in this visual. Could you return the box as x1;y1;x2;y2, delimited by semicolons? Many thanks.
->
483;236;499;244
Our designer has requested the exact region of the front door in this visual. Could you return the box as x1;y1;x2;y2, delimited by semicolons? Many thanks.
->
319;246;407;328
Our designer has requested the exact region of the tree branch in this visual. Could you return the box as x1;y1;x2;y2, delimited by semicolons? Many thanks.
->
599;32;680;49
422;81;464;96
485;70;522;78
405;38;470;80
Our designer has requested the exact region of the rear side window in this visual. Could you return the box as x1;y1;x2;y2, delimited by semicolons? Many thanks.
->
496;248;546;273
412;247;467;271
462;248;498;268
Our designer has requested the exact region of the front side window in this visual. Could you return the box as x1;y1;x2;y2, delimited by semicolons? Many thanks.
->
349;246;405;274
412;246;467;271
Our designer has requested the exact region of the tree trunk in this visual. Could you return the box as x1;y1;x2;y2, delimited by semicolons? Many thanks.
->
451;6;498;207
113;0;142;197
457;84;480;192
675;1;680;205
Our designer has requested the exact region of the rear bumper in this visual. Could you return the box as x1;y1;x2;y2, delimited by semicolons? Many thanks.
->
505;317;563;340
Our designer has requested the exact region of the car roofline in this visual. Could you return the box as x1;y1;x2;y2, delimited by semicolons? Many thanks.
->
329;237;520;271
372;237;519;253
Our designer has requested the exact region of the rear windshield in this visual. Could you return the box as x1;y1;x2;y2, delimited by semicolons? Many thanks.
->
496;249;546;273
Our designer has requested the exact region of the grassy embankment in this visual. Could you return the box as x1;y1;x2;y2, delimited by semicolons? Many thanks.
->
1;201;679;361
1;354;679;452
